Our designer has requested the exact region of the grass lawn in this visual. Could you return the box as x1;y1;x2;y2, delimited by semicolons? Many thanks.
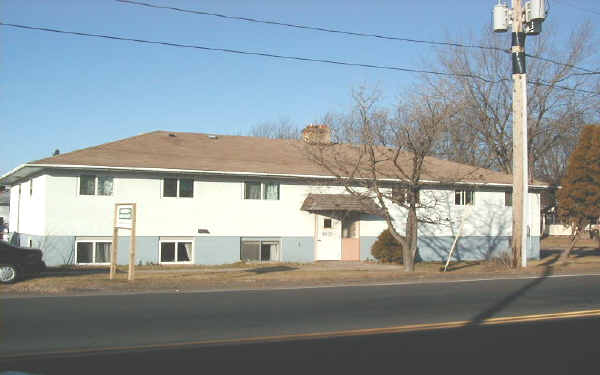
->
2;236;599;296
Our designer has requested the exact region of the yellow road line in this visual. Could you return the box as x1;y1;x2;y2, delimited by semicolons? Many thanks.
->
3;308;600;361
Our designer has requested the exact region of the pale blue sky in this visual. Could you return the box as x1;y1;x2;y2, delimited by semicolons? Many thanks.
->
1;0;597;175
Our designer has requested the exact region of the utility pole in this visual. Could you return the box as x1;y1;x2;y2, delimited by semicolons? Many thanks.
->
512;0;528;269
493;0;546;268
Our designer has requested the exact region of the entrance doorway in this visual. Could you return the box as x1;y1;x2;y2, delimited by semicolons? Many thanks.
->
315;214;342;260
342;212;360;260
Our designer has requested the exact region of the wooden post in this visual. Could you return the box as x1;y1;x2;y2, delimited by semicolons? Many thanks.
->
511;0;528;268
128;204;137;281
110;205;119;280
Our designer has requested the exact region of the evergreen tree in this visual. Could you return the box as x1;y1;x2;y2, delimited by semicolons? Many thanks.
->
557;125;600;259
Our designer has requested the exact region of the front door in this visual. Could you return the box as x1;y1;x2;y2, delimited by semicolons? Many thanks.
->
315;214;342;260
342;213;360;260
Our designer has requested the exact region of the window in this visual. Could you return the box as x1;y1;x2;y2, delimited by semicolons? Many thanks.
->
324;218;332;229
163;178;193;198
244;182;261;200
79;176;113;196
163;178;177;197
159;240;193;263
179;179;194;198
505;192;512;207
263;182;280;200
241;239;280;262
80;175;96;195
455;190;474;205
97;176;113;196
29;179;33;197
392;186;405;204
392;186;420;204
76;241;112;264
244;182;280;200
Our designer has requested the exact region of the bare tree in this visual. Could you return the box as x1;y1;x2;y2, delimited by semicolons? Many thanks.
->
428;22;599;184
303;87;466;272
248;118;300;140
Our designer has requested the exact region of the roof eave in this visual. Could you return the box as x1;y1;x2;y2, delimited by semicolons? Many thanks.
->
0;164;46;186
0;163;551;190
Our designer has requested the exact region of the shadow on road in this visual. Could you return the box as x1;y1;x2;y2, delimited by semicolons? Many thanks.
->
466;261;556;326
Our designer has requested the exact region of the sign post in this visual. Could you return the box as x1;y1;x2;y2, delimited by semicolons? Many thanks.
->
110;203;137;281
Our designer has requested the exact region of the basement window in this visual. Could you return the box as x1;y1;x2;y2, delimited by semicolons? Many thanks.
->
163;178;194;198
455;190;474;206
159;240;193;264
240;239;281;262
76;241;111;264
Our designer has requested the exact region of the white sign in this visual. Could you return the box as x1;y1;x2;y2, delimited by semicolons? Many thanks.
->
117;204;134;229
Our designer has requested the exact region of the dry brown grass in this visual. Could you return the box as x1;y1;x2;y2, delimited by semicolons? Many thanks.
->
541;235;599;250
2;236;599;296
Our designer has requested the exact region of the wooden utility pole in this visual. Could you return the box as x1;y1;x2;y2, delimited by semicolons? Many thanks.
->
511;0;528;268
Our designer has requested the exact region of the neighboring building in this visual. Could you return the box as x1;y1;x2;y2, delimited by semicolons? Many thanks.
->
0;129;548;266
543;208;599;236
0;188;9;236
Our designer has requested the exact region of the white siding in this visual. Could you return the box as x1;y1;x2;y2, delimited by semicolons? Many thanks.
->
46;174;317;237
36;171;542;240
8;186;19;233
9;176;47;236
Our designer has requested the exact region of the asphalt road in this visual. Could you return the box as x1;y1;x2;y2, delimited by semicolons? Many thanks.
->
3;315;598;373
2;274;600;372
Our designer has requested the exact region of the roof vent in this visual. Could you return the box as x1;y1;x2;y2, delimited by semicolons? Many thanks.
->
168;133;176;137
208;135;218;140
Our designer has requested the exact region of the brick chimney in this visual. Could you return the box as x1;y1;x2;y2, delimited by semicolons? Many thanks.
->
302;124;331;144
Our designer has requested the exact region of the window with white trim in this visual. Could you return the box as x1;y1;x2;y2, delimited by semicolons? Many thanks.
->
79;175;113;196
455;190;474;206
76;241;112;264
244;181;280;200
163;178;194;198
159;240;193;263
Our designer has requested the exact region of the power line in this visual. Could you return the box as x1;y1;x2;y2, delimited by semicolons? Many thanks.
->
116;0;597;73
0;22;496;82
525;53;597;74
527;79;599;95
0;21;597;96
116;0;507;53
